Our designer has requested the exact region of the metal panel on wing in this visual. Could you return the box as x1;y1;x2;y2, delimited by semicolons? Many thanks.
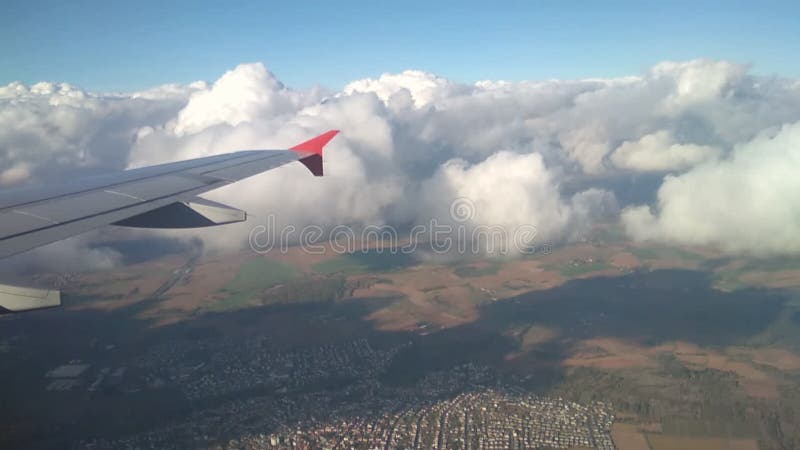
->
17;190;141;224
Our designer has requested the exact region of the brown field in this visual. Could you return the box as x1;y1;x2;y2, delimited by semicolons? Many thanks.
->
352;255;591;332
563;338;659;370
504;325;561;362
662;342;783;399
610;251;640;269
155;252;252;312
353;265;480;330
646;434;757;450
68;255;186;311
739;269;800;289
764;269;800;288
727;439;761;450
663;342;779;399
744;347;800;371
466;259;564;294
560;338;790;400
519;325;559;349
612;423;650;450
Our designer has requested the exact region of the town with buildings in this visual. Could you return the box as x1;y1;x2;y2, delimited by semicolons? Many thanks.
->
229;390;615;450
65;333;616;449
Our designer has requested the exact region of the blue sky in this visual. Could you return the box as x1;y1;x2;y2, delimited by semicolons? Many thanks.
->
2;0;798;92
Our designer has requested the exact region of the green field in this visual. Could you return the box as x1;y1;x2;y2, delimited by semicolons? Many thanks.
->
713;267;747;291
312;250;414;275
630;246;704;262
212;258;299;311
592;224;628;243
454;261;501;278
743;256;800;272
545;260;610;277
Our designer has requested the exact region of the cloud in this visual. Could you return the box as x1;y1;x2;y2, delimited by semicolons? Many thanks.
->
418;152;603;243
0;79;196;189
126;66;615;256
622;122;800;256
611;130;720;172
0;233;123;275
0;161;31;186
2;57;800;269
343;70;461;109
171;63;324;137
651;59;747;109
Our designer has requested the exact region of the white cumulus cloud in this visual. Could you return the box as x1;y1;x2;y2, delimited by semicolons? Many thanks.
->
611;130;720;171
622;122;800;256
2;58;800;271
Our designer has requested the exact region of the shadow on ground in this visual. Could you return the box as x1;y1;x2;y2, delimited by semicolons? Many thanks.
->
0;267;790;448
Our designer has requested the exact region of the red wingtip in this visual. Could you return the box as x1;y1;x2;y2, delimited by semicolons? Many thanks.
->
290;129;339;156
290;130;338;177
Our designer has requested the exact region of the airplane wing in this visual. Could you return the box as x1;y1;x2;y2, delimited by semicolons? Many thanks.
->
0;130;338;312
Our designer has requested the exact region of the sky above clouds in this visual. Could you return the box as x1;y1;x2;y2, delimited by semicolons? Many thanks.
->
2;1;799;91
1;2;800;271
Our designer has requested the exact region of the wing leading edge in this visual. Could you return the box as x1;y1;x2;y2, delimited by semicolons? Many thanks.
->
0;130;338;312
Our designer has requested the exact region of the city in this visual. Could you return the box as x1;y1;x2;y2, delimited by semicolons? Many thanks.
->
61;335;615;449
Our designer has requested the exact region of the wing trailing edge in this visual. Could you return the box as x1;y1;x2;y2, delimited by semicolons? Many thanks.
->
113;197;246;229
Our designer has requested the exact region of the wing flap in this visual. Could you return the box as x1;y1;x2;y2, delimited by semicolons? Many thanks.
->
113;197;246;228
0;283;60;313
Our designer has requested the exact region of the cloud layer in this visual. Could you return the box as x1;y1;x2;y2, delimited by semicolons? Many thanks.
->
2;58;800;271
623;122;800;256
